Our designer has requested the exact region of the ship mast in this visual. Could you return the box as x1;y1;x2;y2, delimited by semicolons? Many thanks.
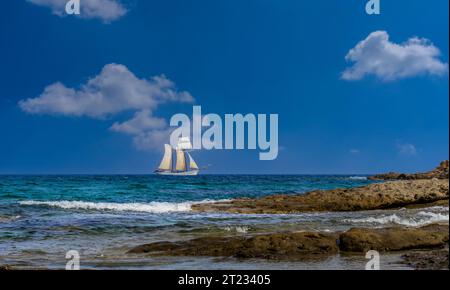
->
155;138;199;175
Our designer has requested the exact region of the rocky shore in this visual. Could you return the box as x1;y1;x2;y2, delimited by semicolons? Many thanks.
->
129;224;449;263
401;248;449;270
192;179;448;214
193;161;449;214
368;160;449;180
129;161;449;270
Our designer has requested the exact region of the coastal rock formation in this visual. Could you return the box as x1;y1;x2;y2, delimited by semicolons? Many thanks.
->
339;224;449;252
401;249;449;270
129;232;339;259
368;160;449;180
192;179;449;214
128;224;449;263
129;163;450;269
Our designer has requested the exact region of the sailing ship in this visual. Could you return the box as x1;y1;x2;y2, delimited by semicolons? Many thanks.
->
155;137;200;176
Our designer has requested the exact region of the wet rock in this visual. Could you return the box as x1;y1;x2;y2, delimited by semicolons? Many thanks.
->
369;160;449;181
129;232;340;260
404;199;449;209
128;224;449;262
192;179;449;214
338;224;449;253
401;248;449;270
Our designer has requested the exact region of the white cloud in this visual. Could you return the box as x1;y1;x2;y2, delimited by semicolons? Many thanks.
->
342;31;448;81
19;64;193;118
397;143;418;156
133;129;174;151
110;109;167;135
28;0;127;22
110;110;175;151
19;64;195;151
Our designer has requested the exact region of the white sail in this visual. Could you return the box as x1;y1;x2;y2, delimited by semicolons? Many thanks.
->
188;153;199;170
177;137;193;150
155;141;200;175
175;149;187;172
158;144;172;171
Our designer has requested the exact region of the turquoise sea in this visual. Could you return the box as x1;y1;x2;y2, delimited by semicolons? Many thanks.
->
0;175;448;269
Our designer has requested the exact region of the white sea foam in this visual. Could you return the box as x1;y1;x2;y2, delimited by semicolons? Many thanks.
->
224;226;250;233
348;176;367;180
0;215;21;223
19;199;225;214
425;206;450;212
417;211;449;220
345;211;449;227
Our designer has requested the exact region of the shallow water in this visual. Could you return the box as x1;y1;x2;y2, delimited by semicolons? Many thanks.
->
0;175;448;270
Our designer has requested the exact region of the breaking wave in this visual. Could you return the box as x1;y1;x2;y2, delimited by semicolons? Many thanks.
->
345;211;449;227
223;226;250;233
348;176;368;180
19;199;225;214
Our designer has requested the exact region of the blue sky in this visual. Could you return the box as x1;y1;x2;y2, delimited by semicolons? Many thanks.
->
0;0;448;174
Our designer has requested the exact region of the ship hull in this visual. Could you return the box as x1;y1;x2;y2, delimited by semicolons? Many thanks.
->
155;170;199;176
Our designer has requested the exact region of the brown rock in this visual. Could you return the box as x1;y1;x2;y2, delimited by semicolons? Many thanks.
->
401;249;449;270
192;179;449;214
128;224;449;262
128;231;339;260
404;199;449;209
338;224;449;253
369;160;449;180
